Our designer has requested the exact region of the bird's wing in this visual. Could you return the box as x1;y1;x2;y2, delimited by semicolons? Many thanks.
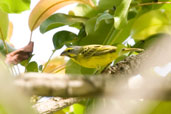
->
81;45;117;57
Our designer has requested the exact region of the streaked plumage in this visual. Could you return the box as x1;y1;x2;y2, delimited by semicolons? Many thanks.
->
61;45;143;68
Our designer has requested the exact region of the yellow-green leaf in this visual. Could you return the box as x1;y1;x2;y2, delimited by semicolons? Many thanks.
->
131;10;171;40
0;9;9;40
29;0;93;31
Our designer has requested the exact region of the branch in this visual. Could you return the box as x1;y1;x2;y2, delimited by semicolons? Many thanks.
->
14;72;171;99
15;73;104;97
33;97;83;114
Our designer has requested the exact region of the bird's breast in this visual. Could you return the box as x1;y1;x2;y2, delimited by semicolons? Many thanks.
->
72;52;118;68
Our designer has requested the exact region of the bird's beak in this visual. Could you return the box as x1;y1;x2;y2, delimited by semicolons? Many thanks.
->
60;51;66;56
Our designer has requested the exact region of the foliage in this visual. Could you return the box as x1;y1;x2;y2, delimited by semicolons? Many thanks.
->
0;0;30;13
0;0;171;114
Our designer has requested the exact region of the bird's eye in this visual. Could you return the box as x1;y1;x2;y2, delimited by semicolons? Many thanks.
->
67;50;71;52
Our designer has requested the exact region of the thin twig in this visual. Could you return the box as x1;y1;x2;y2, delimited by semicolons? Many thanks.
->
29;31;33;42
42;50;56;72
135;1;171;7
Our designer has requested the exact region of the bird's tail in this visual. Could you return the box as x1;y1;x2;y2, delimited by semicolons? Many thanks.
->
122;48;144;53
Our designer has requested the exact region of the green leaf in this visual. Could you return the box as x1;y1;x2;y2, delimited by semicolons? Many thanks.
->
0;9;8;40
159;0;171;11
131;10;171;40
98;0;120;11
78;17;114;45
40;13;88;33
53;31;77;50
114;0;132;29
20;55;33;67
150;101;171;114
0;0;30;13
95;12;113;31
26;61;38;72
0;40;15;55
114;55;127;64
151;0;171;11
69;3;99;18
110;19;135;44
73;104;85;114
66;59;95;75
0;104;7;114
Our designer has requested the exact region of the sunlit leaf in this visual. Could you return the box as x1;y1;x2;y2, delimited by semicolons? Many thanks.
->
73;104;85;114
43;57;66;73
29;0;93;31
26;61;38;72
131;10;171;40
6;21;13;43
159;0;171;11
53;31;77;50
0;0;30;13
0;9;9;40
40;13;88;33
68;0;97;17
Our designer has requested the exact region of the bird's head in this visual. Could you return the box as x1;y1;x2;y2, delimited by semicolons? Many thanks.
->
60;46;81;58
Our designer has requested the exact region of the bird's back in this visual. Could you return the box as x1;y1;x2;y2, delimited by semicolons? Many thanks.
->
72;45;118;68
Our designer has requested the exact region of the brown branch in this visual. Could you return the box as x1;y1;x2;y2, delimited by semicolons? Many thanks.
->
135;1;171;7
15;73;104;97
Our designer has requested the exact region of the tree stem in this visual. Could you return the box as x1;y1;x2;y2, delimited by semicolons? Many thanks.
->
42;50;56;72
136;1;171;7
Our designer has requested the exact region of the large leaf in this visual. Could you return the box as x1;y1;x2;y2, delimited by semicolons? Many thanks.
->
95;12;113;31
131;10;171;40
66;59;95;75
68;0;98;18
53;31;77;50
158;0;171;11
114;0;132;29
29;0;93;31
40;13;88;33
0;0;30;13
43;57;65;73
0;9;9;40
78;16;114;45
98;0;120;11
108;19;135;44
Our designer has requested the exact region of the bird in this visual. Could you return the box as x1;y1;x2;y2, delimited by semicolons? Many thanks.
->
60;45;143;68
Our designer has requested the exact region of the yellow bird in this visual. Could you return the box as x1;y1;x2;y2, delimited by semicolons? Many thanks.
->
60;45;143;68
